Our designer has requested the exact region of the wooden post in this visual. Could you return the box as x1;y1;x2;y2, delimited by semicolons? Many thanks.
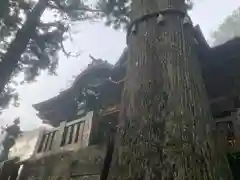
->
32;130;45;155
52;121;67;150
82;111;94;148
72;123;80;143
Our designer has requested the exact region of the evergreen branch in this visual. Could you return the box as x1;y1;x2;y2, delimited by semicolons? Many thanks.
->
48;2;101;13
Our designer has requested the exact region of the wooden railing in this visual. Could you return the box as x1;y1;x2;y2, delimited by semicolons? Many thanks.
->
61;119;85;147
37;129;58;153
35;111;94;156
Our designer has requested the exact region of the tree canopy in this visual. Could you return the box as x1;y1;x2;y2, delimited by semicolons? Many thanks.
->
0;0;100;112
212;7;240;46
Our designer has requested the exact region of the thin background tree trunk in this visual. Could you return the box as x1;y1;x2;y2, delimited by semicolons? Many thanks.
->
106;0;233;179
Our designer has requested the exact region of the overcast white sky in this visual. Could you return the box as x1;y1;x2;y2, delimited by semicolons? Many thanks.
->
0;0;240;130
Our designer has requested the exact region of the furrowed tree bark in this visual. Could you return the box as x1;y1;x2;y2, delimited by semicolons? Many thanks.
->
106;0;233;179
0;0;49;94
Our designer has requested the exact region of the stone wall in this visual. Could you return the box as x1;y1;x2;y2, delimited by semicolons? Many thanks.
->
19;145;107;180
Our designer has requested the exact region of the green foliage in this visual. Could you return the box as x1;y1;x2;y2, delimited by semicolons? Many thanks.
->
97;0;193;30
0;83;19;112
21;22;66;82
97;0;130;29
212;7;240;46
0;0;32;30
0;0;100;111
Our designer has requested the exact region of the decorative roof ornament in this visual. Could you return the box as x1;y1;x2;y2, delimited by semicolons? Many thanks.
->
157;14;165;24
88;55;108;69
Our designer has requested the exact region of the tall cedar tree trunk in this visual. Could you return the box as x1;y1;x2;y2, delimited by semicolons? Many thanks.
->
106;0;233;179
0;0;49;94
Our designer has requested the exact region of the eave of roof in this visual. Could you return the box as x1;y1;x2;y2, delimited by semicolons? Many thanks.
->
114;47;128;68
206;37;240;64
33;62;113;111
71;62;113;89
194;25;210;50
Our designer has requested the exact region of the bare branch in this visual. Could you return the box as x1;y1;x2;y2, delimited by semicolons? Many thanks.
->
60;41;81;58
103;77;127;85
